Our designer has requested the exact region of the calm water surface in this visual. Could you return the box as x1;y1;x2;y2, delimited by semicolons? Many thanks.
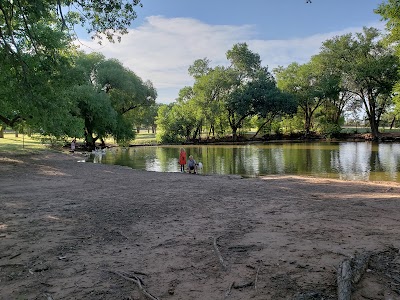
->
89;142;400;182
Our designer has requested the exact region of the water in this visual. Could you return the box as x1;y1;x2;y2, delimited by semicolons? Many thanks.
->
88;142;400;182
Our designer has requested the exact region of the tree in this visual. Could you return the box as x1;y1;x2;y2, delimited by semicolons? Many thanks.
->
376;1;400;131
171;43;296;141
375;0;400;55
0;8;76;131
191;66;234;138
0;0;143;136
156;103;194;143
0;1;143;59
133;103;161;133
70;52;156;148
188;58;212;79
275;61;329;136
319;27;399;140
225;43;295;140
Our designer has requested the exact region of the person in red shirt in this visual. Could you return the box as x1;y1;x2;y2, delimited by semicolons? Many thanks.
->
179;148;187;172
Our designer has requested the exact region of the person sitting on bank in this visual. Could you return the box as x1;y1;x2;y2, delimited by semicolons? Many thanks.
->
187;155;197;174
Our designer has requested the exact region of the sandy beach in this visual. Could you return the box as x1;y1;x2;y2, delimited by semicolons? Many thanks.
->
1;151;400;299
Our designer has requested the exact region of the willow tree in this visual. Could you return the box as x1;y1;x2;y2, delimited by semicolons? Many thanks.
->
0;0;143;135
70;52;156;148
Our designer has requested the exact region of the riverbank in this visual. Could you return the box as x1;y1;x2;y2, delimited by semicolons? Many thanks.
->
1;151;400;299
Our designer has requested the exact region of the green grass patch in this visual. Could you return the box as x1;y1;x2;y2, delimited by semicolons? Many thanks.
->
101;132;157;146
341;126;400;134
0;133;48;154
131;132;157;145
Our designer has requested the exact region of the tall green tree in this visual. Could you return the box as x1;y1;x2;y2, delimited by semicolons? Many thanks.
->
376;1;400;128
275;61;329;136
70;52;156;148
133;103;161;133
0;0;143;135
319;27;399;140
182;43;296;141
376;1;400;55
192;66;233;138
156;101;197;143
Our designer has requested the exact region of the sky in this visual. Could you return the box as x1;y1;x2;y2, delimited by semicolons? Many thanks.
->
77;0;387;104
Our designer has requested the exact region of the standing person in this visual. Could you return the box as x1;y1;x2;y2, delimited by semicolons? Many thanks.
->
179;148;187;172
187;155;197;174
70;138;76;153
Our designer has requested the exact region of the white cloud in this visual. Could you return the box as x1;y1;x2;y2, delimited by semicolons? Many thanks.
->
77;17;386;104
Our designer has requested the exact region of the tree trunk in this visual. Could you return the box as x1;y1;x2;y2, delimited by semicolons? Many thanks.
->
337;259;352;300
100;138;106;148
252;122;268;139
0;127;3;138
390;116;396;130
232;127;238;141
369;118;380;141
84;128;96;150
252;115;274;139
304;109;312;137
337;252;370;300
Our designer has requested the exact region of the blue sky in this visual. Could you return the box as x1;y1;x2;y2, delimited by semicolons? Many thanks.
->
78;0;386;104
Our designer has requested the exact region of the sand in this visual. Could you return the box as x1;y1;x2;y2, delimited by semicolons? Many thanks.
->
1;151;400;300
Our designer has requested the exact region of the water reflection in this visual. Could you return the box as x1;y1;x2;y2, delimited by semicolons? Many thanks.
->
88;142;400;182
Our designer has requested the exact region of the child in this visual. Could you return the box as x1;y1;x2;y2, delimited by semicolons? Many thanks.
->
187;155;197;174
179;148;187;172
70;138;76;153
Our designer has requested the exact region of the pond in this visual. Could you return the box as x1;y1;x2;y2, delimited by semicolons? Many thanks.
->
88;142;400;182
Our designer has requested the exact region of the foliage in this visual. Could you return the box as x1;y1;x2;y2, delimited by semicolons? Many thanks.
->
156;104;185;143
275;61;329;136
70;52;156;148
133;103;161;133
0;0;144;145
319;27;399;140
163;43;296;142
376;1;400;132
376;0;400;56
280;115;304;135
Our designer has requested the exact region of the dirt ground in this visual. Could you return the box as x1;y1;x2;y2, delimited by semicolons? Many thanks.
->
2;151;400;300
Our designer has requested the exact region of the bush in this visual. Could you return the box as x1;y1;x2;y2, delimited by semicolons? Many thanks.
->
321;123;342;138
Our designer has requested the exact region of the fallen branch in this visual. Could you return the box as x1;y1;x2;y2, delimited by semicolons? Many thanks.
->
337;252;371;300
254;264;261;290
0;263;25;267
109;270;160;300
9;253;21;259
224;281;234;298
351;252;370;284
213;236;227;270
337;259;352;300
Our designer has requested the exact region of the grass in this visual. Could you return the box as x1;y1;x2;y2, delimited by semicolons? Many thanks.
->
341;126;400;134
0;132;48;154
131;132;157;145
100;132;157;147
